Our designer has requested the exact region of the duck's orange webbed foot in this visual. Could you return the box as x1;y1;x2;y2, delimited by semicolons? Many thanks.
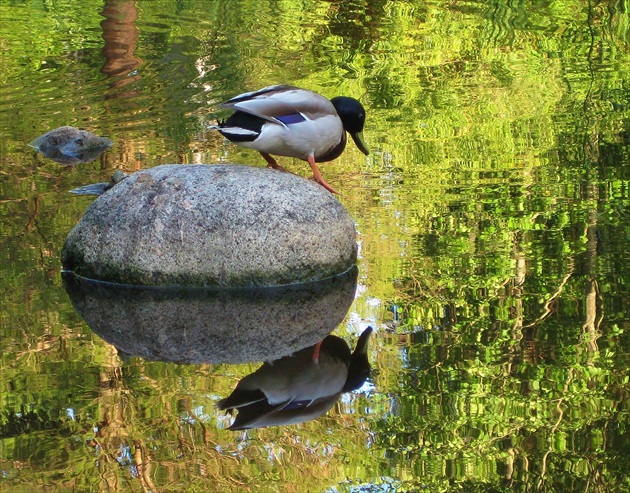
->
307;156;338;194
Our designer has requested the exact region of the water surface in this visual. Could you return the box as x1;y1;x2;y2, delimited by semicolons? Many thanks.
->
1;0;629;492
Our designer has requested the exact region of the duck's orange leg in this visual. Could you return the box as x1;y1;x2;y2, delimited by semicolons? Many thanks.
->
260;152;291;173
312;339;323;363
307;156;338;194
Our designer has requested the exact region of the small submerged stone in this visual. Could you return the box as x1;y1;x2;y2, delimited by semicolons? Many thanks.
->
30;126;112;164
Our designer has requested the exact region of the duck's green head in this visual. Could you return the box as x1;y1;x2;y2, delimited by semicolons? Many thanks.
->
331;96;369;156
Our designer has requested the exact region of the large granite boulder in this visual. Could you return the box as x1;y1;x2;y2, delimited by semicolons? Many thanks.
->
62;164;357;287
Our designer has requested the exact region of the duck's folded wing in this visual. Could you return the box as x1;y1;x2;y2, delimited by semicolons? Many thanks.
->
221;85;332;123
224;84;295;104
228;395;339;430
225;400;289;430
223;98;298;125
216;388;267;411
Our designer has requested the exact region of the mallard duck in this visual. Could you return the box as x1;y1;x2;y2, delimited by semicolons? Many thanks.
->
217;327;373;430
212;85;369;194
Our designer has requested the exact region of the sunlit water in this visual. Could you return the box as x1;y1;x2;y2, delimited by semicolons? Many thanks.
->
1;1;629;492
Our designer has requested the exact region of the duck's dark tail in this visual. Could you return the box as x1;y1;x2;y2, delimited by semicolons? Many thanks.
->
211;111;264;143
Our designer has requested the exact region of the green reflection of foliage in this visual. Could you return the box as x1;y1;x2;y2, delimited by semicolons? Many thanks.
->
370;318;630;492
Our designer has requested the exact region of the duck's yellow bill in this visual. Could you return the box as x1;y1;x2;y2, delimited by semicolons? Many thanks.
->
351;131;369;156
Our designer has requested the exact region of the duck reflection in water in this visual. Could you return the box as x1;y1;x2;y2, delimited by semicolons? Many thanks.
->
217;327;373;430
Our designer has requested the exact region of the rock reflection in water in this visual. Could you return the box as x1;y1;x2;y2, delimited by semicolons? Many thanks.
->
218;327;372;430
62;266;357;364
